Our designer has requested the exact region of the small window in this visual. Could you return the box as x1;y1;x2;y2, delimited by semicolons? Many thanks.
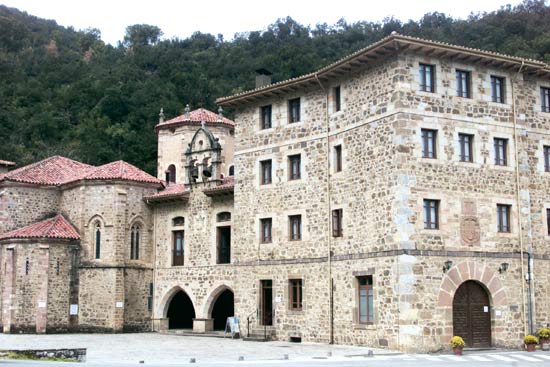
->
357;275;373;324
216;226;231;264
260;218;272;243
173;230;184;266
544;146;550;172
456;70;471;98
130;224;141;260
491;76;505;103
289;279;303;311
458;133;473;163
288;98;301;123
260;159;272;185
541;87;550;113
419;63;435;93
94;222;101;259
494;138;508;166
289;215;302;241
56;258;60;275
217;212;231;222
332;209;343;237
172;217;185;226
166;164;176;184
546;208;550;236
497;204;511;233
261;105;272;129
334;86;341;112
288;154;301;180
421;129;437;159
228;165;234;176
25;257;30;275
423;199;439;230
334;145;342;172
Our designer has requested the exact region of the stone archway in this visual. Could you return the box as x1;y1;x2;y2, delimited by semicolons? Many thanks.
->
166;290;196;329
211;289;234;330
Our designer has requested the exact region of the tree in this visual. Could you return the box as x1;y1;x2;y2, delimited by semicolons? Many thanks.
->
123;24;163;48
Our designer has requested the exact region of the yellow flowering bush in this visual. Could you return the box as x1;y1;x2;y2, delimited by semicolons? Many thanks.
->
450;336;465;348
538;328;550;339
524;335;539;345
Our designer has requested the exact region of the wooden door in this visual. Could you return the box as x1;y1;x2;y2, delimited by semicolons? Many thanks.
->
260;280;273;326
453;281;491;347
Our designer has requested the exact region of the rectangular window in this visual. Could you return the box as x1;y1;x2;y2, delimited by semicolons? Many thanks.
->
288;98;301;123
456;70;471;98
419;63;435;93
289;279;303;311
357;275;373;324
332;209;343;237
288;154;301;180
544;146;550;172
260;159;272;185
494;138;508;166
261;105;272;129
334;86;341;112
547;208;550;236
260;218;272;244
421;129;437;159
173;230;184;266
423;199;439;230
542;87;550;113
216;226;231;264
497;204;511;233
334;145;342;172
491;76;505;103
458;133;473;162
289;215;302;241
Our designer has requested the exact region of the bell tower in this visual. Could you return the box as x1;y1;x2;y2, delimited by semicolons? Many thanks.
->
185;122;223;187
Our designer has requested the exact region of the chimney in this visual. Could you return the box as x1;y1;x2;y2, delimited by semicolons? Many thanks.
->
255;68;272;88
0;160;15;174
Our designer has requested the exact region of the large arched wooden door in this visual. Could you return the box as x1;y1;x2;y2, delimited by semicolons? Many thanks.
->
453;281;491;347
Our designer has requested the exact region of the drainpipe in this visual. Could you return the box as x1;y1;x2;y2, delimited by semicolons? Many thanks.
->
315;73;334;344
511;61;530;336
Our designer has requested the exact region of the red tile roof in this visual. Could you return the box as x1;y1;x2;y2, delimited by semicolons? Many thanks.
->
144;183;189;201
84;161;162;185
0;156;93;185
203;176;234;195
155;108;235;132
0;214;80;241
0;156;162;187
0;160;15;166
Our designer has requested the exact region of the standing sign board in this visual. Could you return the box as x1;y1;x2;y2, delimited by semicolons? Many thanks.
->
224;316;240;338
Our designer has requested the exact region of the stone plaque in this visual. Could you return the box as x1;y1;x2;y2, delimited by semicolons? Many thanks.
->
461;216;480;246
461;199;480;246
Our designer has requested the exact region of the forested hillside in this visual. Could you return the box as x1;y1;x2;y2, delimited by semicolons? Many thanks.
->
1;0;549;174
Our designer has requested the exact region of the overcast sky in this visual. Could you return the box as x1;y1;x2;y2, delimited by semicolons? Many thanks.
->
2;0;525;45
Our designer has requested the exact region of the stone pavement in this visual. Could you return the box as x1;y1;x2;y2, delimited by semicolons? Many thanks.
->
0;333;396;365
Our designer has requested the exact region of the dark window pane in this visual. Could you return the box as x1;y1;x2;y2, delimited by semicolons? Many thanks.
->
289;215;302;241
423;199;439;229
458;134;473;162
491;76;505;103
289;98;301;123
456;70;471;98
334;86;341;112
261;218;272;243
497;204;511;233
261;160;272;185
494;138;508;166
419;64;435;93
289;155;301;180
542;87;550;113
261;105;272;129
421;129;437;159
334;145;342;172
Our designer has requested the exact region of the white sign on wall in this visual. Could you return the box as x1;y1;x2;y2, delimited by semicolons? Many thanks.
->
116;301;124;308
37;301;46;308
275;296;282;303
70;304;78;315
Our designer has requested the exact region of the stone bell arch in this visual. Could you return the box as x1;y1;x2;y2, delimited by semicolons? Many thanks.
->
185;122;222;186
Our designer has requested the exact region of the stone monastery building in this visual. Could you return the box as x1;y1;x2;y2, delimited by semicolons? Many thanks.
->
1;33;550;352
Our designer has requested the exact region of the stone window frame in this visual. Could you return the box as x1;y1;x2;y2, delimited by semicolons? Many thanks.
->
171;215;187;267
538;84;550;113
329;84;345;115
87;215;106;262
330;138;345;175
128;216;146;262
331;208;343;237
491;198;515;237
418;63;436;93
287;278;304;312
414;123;447;164
212;209;233;266
284;209;308;243
283;94;308;128
453;127;481;166
481;69;512;106
417;195;445;233
259;104;273;130
255;213;277;245
536;139;550;173
255;153;278;189
489;75;506;104
488;132;515;172
282;148;309;184
352;269;377;328
455;68;473;99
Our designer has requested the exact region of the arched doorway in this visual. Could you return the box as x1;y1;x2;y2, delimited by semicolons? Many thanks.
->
453;280;491;347
211;289;234;331
166;290;195;329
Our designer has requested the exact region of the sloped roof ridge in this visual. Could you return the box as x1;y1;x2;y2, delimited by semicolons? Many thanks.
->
0;214;80;241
